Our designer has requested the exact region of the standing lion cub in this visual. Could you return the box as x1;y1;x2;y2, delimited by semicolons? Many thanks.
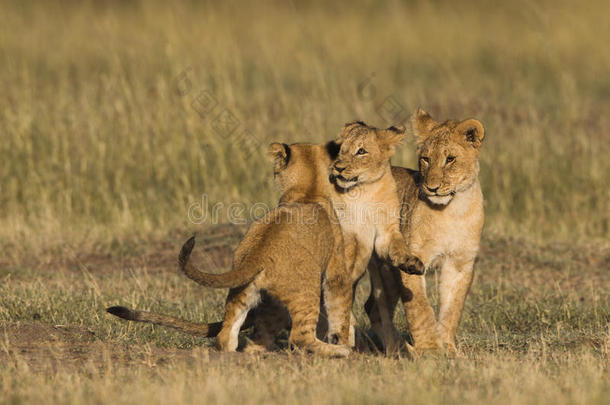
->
328;121;424;345
366;109;485;355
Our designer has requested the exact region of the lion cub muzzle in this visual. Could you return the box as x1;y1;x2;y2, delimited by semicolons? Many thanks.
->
329;165;359;189
421;189;455;206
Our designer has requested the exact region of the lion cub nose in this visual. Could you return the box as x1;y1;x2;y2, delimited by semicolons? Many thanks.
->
425;185;439;193
334;166;346;173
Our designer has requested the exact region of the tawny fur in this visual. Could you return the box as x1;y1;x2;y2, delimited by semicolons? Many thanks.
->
107;122;424;354
235;130;424;351
328;121;424;347
366;109;485;355
106;305;224;336
108;142;352;357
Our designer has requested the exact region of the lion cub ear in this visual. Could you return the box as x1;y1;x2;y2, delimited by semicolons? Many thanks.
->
456;119;485;149
411;108;436;141
339;120;367;139
267;142;291;173
379;125;406;156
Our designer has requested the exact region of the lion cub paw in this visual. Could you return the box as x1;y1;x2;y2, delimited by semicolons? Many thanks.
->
388;238;410;268
388;240;425;275
398;255;425;275
331;344;351;358
243;342;268;354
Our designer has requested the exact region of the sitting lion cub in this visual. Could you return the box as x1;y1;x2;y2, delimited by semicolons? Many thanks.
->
109;142;353;357
366;109;485;355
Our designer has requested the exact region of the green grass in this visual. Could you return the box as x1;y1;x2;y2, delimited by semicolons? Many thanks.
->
2;235;608;352
0;233;608;404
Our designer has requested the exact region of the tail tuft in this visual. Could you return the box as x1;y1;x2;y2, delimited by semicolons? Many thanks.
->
106;306;138;321
179;236;196;268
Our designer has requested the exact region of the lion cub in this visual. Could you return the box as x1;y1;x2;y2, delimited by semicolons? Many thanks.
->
329;121;425;346
107;122;423;352
366;109;485;355
109;142;352;357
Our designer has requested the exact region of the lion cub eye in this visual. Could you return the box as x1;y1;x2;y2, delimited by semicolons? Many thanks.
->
356;148;367;155
445;156;456;164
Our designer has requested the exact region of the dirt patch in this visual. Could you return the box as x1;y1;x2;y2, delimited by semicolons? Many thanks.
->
0;322;389;374
1;323;97;346
0;321;280;373
72;225;245;275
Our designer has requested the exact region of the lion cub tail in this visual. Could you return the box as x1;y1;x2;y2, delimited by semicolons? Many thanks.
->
178;236;263;289
106;306;223;337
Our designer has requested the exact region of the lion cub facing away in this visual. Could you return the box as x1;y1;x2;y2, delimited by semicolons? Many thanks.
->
109;142;352;357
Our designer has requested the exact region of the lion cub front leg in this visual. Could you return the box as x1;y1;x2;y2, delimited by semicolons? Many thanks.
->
340;233;361;348
367;259;403;354
377;228;424;276
437;255;476;355
400;271;444;353
322;221;352;346
284;290;350;358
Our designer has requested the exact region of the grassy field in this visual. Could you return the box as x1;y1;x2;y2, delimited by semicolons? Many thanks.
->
0;0;608;404
1;228;608;404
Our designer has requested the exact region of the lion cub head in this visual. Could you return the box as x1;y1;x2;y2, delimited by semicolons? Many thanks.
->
267;142;339;200
412;109;485;206
330;121;406;190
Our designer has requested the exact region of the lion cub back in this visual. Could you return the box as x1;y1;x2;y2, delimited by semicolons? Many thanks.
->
243;201;334;290
209;141;351;355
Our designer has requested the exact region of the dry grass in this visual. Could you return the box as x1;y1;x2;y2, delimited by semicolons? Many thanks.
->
0;0;608;263
1;352;607;405
0;1;609;403
1;229;608;404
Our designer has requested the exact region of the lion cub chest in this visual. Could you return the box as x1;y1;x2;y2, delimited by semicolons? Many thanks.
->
409;183;484;267
333;196;378;250
332;179;401;270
